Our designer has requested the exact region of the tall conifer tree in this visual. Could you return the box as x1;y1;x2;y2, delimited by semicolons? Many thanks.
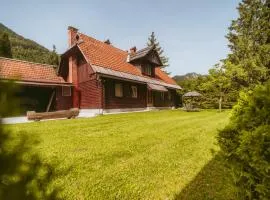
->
49;45;59;65
0;33;12;58
224;0;270;87
147;32;169;68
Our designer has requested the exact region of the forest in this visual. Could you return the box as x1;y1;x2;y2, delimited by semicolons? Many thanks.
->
0;23;58;65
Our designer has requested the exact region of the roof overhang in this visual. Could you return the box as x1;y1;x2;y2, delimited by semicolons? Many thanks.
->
92;65;181;90
0;79;73;87
129;45;163;66
147;83;168;92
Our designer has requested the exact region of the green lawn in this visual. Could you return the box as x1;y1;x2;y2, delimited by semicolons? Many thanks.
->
5;110;238;199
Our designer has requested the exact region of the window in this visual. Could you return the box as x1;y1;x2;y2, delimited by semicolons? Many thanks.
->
147;90;153;104
142;64;152;76
131;86;137;98
161;92;165;101
168;91;171;100
115;83;123;97
62;86;71;96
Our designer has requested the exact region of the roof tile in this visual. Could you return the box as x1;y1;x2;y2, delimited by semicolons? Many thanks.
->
77;33;178;86
0;57;67;84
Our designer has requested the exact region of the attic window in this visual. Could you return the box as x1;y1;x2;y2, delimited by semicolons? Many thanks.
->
142;64;152;76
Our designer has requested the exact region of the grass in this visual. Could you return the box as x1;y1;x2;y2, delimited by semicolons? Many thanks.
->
5;110;238;199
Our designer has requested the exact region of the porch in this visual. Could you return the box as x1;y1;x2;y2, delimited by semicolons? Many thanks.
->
5;81;73;116
102;77;178;110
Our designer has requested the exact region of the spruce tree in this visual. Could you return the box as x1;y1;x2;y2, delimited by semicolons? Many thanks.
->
0;33;12;58
147;32;169;68
49;45;59;65
224;0;270;88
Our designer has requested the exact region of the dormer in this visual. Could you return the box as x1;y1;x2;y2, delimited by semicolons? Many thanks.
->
128;45;163;77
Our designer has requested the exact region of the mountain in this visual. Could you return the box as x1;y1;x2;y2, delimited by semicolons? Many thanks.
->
0;23;58;65
173;72;201;82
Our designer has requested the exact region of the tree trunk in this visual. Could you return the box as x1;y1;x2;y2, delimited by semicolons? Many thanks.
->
219;96;222;112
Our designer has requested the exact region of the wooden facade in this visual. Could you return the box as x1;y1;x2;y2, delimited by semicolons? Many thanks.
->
0;27;180;115
103;78;147;109
56;36;180;111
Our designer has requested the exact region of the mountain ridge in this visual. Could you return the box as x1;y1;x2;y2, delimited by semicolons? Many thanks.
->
0;23;58;65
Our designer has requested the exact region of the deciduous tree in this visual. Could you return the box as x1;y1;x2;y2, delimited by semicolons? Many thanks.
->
201;64;232;112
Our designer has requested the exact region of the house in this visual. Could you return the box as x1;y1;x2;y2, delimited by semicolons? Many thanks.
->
0;26;181;117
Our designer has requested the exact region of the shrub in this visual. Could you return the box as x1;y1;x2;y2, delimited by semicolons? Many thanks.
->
217;81;270;199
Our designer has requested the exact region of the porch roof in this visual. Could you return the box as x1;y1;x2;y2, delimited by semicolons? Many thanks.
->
147;83;168;92
7;80;73;87
0;57;70;85
92;65;181;90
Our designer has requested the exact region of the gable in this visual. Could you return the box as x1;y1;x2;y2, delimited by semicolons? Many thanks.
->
145;50;162;66
62;30;178;86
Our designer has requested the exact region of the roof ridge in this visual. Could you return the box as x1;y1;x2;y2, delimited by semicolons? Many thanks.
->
0;57;57;68
78;32;129;54
135;45;154;53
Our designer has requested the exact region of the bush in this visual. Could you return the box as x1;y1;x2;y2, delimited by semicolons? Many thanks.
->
217;81;270;199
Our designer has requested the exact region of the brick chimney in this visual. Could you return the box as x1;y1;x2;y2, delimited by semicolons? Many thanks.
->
67;26;80;108
68;26;79;47
130;46;137;54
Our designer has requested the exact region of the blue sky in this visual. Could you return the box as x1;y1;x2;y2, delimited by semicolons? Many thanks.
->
1;0;240;75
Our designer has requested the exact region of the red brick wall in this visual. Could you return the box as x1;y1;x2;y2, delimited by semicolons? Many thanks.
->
55;87;73;110
104;78;147;109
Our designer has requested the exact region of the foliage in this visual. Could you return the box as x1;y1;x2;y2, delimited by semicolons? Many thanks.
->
177;0;270;109
49;45;60;65
0;32;12;58
182;96;201;111
7;110;237;199
0;82;61;199
175;72;237;109
147;32;169;68
224;0;270;88
0;23;59;65
218;81;270;199
201;64;234;111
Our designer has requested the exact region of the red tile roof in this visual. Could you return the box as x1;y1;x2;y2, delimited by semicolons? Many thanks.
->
0;57;68;84
77;33;178;86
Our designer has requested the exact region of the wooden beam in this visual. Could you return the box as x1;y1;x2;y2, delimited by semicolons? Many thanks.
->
46;90;55;112
27;108;80;121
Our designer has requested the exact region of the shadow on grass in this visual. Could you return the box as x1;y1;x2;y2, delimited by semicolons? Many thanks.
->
0;81;69;199
0;128;69;200
174;153;239;200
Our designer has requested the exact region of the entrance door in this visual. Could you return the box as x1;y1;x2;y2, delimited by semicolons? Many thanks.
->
147;89;153;107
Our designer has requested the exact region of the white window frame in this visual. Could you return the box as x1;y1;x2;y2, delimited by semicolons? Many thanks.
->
131;86;138;98
115;83;123;97
62;86;71;96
